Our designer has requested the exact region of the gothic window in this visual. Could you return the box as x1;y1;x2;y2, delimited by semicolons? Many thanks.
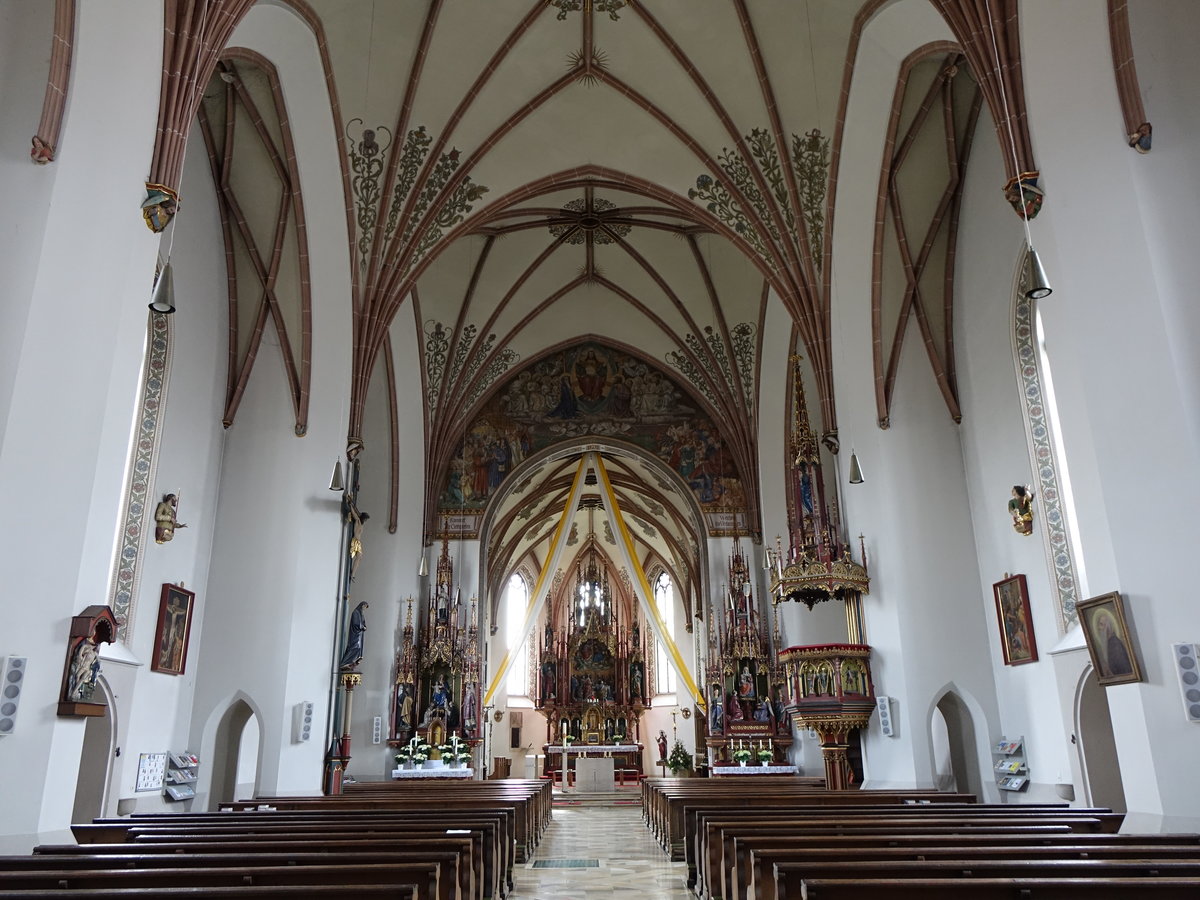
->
654;572;677;694
1013;270;1085;628
505;572;531;696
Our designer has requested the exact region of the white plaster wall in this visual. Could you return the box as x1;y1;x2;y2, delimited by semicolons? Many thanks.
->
1019;0;1200;829
833;0;1000;799
185;3;353;807
0;0;57;437
102;124;230;817
953;105;1075;801
0;0;166;843
344;303;431;781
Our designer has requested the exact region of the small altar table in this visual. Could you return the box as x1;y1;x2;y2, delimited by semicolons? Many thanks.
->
712;764;799;776
543;744;643;786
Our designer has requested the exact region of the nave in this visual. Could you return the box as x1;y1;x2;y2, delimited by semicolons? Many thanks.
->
513;804;688;900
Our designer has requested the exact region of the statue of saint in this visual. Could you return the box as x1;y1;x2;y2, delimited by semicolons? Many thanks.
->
338;601;369;670
709;688;724;734
154;493;187;544
66;640;100;702
344;497;369;579
463;682;478;738
656;730;668;762
395;683;413;730
1008;485;1034;535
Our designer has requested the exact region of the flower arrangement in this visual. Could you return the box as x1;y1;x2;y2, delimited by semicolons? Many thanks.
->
563;734;576;745
757;748;773;764
667;739;693;775
732;747;753;765
395;736;432;766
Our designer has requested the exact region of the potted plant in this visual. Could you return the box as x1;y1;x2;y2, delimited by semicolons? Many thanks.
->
732;746;753;767
757;747;773;767
455;747;473;768
439;743;455;765
667;740;693;776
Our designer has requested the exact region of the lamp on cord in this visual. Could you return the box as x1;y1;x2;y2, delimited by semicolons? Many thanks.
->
148;263;176;315
984;0;1052;301
328;460;345;492
418;554;428;578
848;450;865;485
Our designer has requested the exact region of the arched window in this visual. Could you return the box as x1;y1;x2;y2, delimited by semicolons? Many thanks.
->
505;573;530;696
654;572;677;695
1013;270;1085;627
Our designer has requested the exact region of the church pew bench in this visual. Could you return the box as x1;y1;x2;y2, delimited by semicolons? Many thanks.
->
240;793;535;860
0;886;417;899
686;802;1081;889
702;819;1086;900
745;841;1200;900
776;875;1200;900
342;779;553;835
36;840;484;900
698;807;1122;898
91;812;501;899
69;825;482;899
0;862;443;900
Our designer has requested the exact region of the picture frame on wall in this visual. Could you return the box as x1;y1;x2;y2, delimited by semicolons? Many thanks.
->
151;583;195;676
993;574;1038;666
1078;591;1143;686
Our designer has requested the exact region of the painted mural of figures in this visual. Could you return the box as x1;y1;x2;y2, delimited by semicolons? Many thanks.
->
574;348;609;407
66;640;100;702
841;661;865;695
154;493;187;544
338;601;369;670
608;376;633;417
815;663;833;695
548;375;578;419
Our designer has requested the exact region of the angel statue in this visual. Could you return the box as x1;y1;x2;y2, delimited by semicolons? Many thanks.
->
1008;485;1035;535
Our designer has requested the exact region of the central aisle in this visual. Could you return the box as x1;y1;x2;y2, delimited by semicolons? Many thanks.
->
514;804;690;899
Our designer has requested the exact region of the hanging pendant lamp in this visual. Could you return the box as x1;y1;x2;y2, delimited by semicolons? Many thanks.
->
1023;245;1053;300
148;263;176;315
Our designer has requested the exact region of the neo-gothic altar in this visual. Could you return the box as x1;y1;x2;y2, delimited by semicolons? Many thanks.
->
388;535;482;759
535;533;646;778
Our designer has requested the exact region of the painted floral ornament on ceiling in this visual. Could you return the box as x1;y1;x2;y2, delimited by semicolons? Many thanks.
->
548;0;632;21
548;197;631;245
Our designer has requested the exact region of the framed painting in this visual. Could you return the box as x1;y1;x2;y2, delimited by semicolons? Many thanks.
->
151;583;195;675
993;574;1038;666
1078;591;1143;686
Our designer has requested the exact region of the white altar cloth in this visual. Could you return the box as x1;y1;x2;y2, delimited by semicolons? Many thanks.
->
712;764;799;776
391;767;474;779
545;744;640;754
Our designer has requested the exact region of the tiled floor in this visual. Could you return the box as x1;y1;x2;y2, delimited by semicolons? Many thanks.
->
514;804;691;899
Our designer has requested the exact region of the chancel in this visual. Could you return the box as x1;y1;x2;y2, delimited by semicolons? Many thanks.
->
4;1;1200;898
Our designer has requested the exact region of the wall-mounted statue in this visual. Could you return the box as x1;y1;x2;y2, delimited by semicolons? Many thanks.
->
58;606;118;716
1009;485;1035;535
154;493;187;544
338;601;369;671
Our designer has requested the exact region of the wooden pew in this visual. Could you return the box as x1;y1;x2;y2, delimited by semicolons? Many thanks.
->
0;887;417;899
779;875;1200;900
699;806;1123;899
745;838;1200;900
80;811;501;899
0;863;442;900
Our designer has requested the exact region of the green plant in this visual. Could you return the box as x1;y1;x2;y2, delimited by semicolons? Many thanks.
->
757;748;773;763
667;739;692;775
732;747;753;764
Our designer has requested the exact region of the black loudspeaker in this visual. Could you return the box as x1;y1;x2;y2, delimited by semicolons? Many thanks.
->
1172;644;1200;723
510;726;521;749
0;657;27;736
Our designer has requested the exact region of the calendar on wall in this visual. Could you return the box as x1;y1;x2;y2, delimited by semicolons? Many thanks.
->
135;752;168;791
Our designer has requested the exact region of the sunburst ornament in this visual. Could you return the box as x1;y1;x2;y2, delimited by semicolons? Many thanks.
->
549;197;631;245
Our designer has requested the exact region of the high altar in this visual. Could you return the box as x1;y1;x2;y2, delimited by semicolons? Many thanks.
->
536;526;646;781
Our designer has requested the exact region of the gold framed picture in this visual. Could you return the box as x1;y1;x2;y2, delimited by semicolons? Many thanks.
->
993;574;1038;666
1078;591;1142;686
151;583;195;676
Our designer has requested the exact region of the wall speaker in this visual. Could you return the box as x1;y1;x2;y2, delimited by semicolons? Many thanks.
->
292;701;314;743
510;726;521;749
876;694;895;737
0;657;27;736
1172;644;1200;723
372;716;382;744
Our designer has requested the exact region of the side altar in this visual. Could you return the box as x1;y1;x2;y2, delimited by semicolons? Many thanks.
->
387;534;482;763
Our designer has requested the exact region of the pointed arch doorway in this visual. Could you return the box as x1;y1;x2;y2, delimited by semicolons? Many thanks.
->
71;676;116;822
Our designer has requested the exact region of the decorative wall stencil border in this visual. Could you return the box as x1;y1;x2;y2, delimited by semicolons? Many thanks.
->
108;312;173;640
30;0;75;163
1013;270;1080;630
1108;0;1152;152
